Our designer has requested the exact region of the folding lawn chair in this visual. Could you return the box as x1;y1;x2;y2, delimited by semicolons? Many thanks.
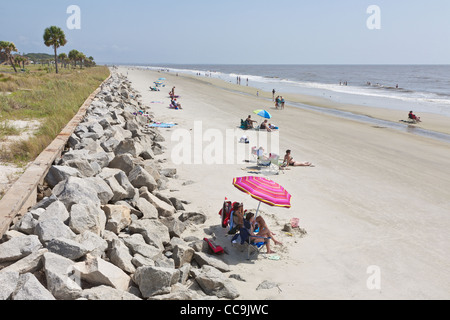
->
231;220;271;260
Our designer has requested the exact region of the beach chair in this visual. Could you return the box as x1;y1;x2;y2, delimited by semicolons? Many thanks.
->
231;220;271;260
219;199;244;235
252;147;280;174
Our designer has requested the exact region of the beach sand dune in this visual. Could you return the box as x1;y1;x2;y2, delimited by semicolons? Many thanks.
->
120;67;450;300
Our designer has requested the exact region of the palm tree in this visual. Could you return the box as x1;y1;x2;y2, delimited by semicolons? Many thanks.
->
58;53;67;69
68;49;79;69
14;55;27;70
77;52;86;69
0;41;18;73
43;26;67;74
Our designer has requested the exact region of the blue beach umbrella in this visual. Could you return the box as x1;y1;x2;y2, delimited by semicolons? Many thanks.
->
253;109;272;119
158;78;166;80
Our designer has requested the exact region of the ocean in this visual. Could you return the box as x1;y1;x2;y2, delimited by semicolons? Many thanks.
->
137;64;450;117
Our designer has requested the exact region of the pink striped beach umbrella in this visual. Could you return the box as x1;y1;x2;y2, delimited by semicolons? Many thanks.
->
233;176;291;216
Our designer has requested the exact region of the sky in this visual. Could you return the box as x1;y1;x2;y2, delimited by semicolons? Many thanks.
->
1;0;449;65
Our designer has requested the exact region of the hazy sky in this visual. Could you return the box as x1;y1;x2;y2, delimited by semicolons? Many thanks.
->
1;0;449;64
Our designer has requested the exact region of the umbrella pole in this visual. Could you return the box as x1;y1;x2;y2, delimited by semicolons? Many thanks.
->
255;202;261;217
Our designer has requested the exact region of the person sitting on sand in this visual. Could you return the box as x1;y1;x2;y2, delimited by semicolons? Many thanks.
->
283;150;313;167
409;111;421;123
171;98;182;110
245;115;257;129
254;216;283;254
260;120;272;132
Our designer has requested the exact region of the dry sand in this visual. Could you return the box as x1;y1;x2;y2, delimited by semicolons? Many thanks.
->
120;67;450;300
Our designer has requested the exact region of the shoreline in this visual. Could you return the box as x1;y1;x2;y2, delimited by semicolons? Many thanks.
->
168;70;450;138
121;66;450;300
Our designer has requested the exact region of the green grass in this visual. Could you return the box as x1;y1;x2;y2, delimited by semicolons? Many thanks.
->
0;65;110;163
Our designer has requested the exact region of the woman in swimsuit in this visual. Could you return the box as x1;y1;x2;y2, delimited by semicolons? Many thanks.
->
283;150;313;167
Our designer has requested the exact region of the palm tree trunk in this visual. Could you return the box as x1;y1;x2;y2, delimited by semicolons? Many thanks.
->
8;56;17;73
54;46;59;74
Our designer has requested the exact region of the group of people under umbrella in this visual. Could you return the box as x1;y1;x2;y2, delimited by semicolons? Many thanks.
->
222;176;290;255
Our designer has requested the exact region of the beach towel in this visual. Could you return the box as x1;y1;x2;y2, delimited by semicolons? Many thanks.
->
148;123;176;128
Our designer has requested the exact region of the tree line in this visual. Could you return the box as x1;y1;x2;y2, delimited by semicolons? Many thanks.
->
0;26;95;73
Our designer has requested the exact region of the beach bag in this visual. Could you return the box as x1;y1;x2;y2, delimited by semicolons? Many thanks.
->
204;238;224;255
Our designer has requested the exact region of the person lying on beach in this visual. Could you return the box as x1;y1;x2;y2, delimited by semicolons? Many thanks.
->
260;120;272;132
283;150;313;167
408;111;421;123
245;115;257;129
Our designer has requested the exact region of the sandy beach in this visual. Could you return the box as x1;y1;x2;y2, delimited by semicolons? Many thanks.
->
119;66;450;300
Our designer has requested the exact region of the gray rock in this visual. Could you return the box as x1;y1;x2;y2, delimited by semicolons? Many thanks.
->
74;256;131;291
35;218;77;244
46;238;89;260
0;271;20;300
53;177;101;211
160;217;186;238
108;239;136;274
195;265;239;300
134;197;158;220
84;177;114;205
89;151;111;168
12;273;56;300
128;219;170;250
131;254;156;268
160;168;177;178
128;166;158;192
139;187;175;217
114;139;143;158
69;203;106;236
43;252;83;300
0;235;43;263
109;153;135;176
75;231;108;258
169;197;185;211
64;159;96;177
193;252;230;273
172;244;195;269
80;285;141;300
99;168;135;201
0;249;47;274
17;212;38;235
101;205;132;234
122;234;163;261
133;266;180;298
178;264;191;285
45;165;81;189
38;200;70;224
101;138;120;153
179;212;207;225
256;280;280;291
